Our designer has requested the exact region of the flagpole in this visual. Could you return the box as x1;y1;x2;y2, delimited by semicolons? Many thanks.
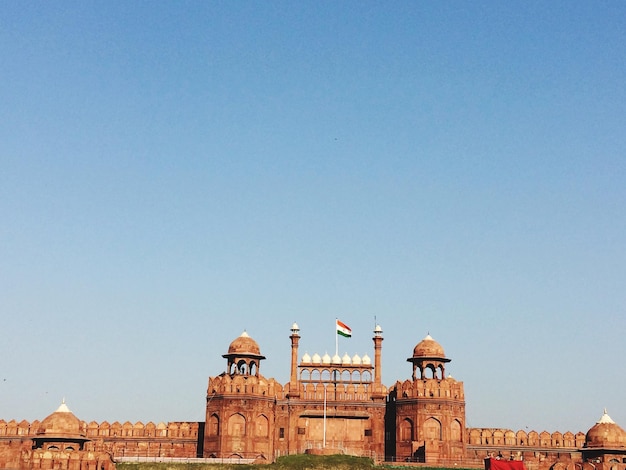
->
335;318;338;356
323;385;327;448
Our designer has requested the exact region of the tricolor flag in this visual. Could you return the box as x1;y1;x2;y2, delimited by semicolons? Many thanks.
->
336;319;352;338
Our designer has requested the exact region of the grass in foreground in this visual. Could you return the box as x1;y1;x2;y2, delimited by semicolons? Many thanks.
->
117;454;475;470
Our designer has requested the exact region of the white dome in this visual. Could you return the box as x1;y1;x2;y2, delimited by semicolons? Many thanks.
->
342;353;351;365
312;353;321;363
352;354;362;364
332;353;341;364
322;353;331;364
301;352;311;363
362;353;371;365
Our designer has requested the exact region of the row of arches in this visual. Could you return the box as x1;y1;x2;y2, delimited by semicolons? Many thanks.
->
399;417;463;442
91;440;197;458
411;362;447;380
468;429;586;448
0;420;198;438
299;368;373;384
207;413;270;438
26;449;112;470
228;360;259;377
298;382;372;401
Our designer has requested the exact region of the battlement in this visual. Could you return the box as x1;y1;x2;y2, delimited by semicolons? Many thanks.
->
207;374;286;399
0;419;200;440
468;428;586;448
390;377;465;400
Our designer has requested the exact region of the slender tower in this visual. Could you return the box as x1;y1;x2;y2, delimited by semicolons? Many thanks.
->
372;323;385;398
287;322;301;398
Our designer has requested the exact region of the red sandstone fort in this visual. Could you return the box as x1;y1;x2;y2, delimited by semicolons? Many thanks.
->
1;323;624;470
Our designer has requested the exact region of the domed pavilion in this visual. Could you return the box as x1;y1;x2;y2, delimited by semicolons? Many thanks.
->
407;334;451;380
582;409;626;468
222;330;266;377
33;400;89;451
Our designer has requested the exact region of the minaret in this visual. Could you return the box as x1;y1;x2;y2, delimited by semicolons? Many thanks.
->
372;323;384;397
288;322;300;398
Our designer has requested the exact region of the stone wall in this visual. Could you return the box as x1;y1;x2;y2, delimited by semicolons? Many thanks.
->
0;419;201;460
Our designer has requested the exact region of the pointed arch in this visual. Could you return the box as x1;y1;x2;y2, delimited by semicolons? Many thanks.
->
255;414;269;437
400;418;413;442
208;414;220;437
451;419;462;442
424;417;442;440
227;413;246;437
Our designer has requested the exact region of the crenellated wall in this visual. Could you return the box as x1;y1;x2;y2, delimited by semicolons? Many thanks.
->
2;327;621;470
393;377;465;400
207;374;286;399
467;428;586;448
464;428;587;470
0;419;201;460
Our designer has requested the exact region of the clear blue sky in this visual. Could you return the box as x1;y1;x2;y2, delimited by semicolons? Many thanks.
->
1;1;625;434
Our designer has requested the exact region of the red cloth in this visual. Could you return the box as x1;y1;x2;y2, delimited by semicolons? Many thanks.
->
485;458;526;470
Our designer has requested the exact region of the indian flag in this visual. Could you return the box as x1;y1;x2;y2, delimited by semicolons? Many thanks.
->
336;319;352;338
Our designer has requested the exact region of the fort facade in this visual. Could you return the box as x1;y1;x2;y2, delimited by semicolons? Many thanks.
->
1;323;624;470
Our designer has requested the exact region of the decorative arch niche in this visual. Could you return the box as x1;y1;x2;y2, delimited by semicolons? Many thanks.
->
209;414;220;437
227;413;246;437
424;417;442;440
255;415;269;437
451;419;462;442
400;418;413;442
